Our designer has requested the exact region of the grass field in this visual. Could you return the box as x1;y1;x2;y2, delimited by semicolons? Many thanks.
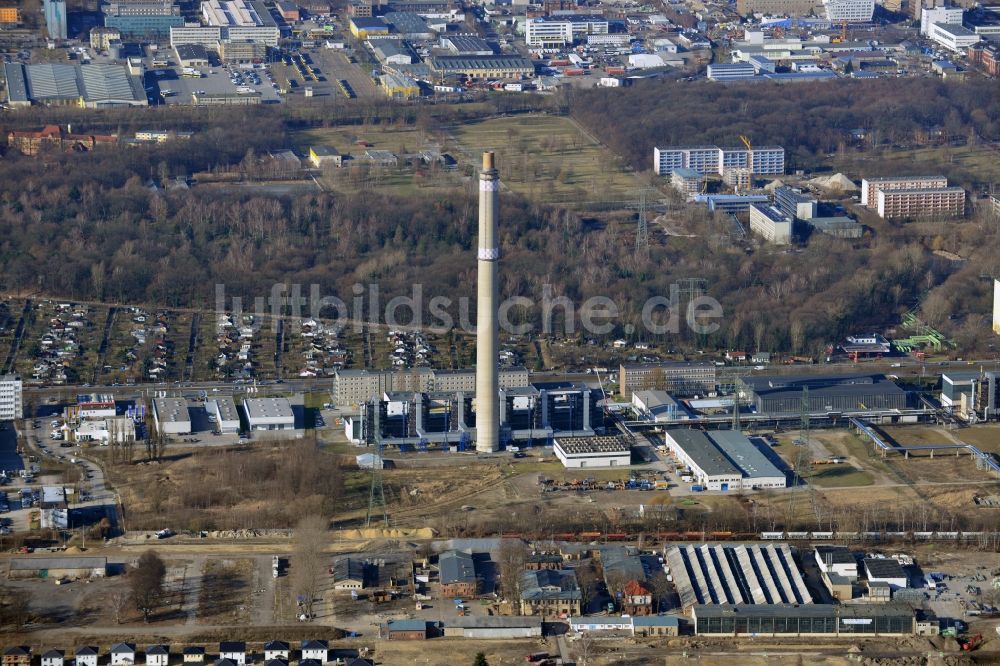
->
805;464;874;487
830;143;1000;187
449;114;646;205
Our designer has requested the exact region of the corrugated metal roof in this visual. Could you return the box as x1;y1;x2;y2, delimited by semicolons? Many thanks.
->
4;63;29;103
25;64;81;100
79;64;142;103
10;556;107;570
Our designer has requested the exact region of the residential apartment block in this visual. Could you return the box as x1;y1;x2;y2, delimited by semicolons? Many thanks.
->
861;175;948;208
0;374;22;420
654;145;785;177
822;0;875;21
876;187;966;219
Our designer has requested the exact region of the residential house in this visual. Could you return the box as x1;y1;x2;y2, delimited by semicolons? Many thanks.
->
520;569;582;617
300;641;328;661
384;619;428;640
181;648;205;664
262;642;289;662
621;580;654;615
41;651;64;666
145;646;168;666
3;647;31;666
110;644;137;666
218;643;246;666
75;648;99;666
439;550;479;597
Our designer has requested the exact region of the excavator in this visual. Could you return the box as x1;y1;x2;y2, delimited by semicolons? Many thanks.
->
958;634;983;652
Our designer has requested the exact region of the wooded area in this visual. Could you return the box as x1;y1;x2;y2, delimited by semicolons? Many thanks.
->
1;79;998;355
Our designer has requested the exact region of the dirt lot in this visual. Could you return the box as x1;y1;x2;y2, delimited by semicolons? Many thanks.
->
198;558;252;624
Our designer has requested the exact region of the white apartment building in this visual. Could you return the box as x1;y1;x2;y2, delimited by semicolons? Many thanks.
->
749;204;793;245
876;187;966;219
654;145;785;176
861;175;948;207
524;15;609;47
823;0;875;22
920;6;963;35
0;374;23;420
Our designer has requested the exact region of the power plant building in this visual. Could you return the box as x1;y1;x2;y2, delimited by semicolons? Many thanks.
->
365;381;604;448
736;373;909;415
333;367;529;406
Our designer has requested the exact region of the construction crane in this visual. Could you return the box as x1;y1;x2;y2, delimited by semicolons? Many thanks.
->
739;135;753;193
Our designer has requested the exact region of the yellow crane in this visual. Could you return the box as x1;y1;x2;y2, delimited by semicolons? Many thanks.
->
739;134;753;192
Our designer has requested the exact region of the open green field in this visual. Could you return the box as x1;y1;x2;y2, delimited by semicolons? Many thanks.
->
830;143;1000;187
951;424;1000;455
449;114;646;205
805;464;874;487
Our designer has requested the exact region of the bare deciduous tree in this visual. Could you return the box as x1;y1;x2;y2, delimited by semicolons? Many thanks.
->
291;514;328;620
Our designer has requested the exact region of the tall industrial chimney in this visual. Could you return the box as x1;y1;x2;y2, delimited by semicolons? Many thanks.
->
475;151;500;453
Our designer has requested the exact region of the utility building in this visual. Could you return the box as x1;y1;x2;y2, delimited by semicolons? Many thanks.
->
553;435;631;468
663;429;743;491
736;374;909;415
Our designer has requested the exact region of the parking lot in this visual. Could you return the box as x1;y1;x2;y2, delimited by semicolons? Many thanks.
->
308;48;380;100
150;64;284;105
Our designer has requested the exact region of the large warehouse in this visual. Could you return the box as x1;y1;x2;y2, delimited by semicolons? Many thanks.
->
553;435;631;468
244;397;295;431
736;374;909;415
662;429;742;491
665;544;811;610
707;431;787;489
3;63;148;108
152;398;191;435
693;603;915;636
